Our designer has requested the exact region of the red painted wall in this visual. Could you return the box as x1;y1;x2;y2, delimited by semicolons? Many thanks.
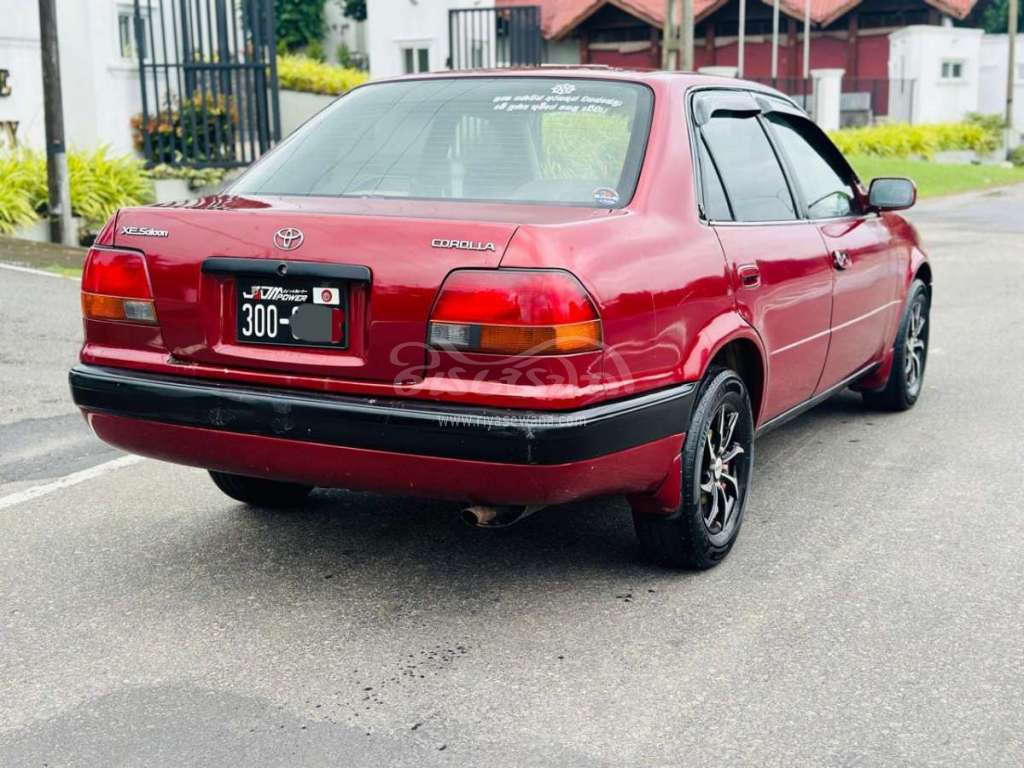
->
691;34;889;79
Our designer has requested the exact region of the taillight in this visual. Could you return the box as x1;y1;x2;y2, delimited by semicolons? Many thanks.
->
81;247;157;324
428;270;601;355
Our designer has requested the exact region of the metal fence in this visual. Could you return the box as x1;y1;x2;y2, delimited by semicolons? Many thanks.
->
131;0;281;168
448;6;544;70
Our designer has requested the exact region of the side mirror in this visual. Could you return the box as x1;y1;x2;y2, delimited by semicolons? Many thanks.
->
868;177;916;212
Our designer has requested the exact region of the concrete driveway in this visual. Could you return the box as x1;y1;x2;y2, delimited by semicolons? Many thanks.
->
1;186;1022;767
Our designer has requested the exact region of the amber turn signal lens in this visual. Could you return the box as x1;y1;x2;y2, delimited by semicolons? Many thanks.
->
429;320;601;355
82;292;158;324
478;320;601;355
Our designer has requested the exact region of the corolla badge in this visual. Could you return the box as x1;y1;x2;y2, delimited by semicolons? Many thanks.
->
273;227;304;251
430;238;496;252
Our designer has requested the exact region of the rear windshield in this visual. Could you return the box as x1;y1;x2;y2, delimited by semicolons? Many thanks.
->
233;77;654;208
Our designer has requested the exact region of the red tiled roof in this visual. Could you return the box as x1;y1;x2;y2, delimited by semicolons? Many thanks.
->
497;0;980;39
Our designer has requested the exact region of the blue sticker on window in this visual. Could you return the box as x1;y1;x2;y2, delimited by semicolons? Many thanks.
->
592;187;620;207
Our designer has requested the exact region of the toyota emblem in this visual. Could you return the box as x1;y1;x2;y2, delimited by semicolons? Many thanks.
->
273;227;304;251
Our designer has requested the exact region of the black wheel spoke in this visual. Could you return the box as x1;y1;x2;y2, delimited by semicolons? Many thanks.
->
699;401;749;538
904;295;928;393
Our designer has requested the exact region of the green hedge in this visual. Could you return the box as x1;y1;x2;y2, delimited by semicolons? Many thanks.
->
827;116;1002;160
0;148;151;237
277;54;368;96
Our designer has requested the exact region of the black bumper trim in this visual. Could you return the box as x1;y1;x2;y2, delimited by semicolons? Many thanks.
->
69;365;695;465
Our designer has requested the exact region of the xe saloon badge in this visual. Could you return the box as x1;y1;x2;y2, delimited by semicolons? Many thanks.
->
121;225;168;238
273;227;304;251
431;238;496;252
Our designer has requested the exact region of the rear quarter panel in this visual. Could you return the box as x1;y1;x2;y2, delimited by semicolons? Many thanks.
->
501;81;738;401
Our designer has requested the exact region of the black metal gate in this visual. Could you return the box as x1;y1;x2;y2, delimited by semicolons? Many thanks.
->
132;0;281;168
448;6;543;70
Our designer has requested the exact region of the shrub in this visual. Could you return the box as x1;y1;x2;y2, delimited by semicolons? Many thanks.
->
131;92;238;165
305;39;326;63
277;54;368;96
0;152;40;235
147;164;228;191
828;119;1001;160
68;148;151;232
0;147;151;237
335;42;353;68
965;112;1006;136
1010;145;1024;167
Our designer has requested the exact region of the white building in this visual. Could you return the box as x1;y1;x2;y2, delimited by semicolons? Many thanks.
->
979;32;1024;129
0;0;147;154
889;25;1022;128
323;0;368;68
0;0;369;157
366;0;495;80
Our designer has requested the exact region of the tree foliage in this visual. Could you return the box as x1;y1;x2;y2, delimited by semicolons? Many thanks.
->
979;0;1024;33
274;0;326;52
342;0;366;21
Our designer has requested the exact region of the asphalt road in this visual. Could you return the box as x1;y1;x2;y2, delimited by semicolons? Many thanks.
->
1;186;1023;767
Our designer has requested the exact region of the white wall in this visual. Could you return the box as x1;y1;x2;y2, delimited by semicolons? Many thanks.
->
0;3;47;150
0;0;145;154
366;0;494;79
546;39;580;66
979;33;1024;130
323;1;367;65
888;26;984;124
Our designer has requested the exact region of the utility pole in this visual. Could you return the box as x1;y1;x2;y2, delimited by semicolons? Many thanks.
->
803;0;811;78
681;0;694;70
662;0;693;71
662;0;674;69
738;0;747;77
37;0;74;246
771;0;780;81
1009;0;1018;136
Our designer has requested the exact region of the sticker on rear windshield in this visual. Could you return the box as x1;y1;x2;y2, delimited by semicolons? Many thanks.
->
592;187;620;207
491;85;625;115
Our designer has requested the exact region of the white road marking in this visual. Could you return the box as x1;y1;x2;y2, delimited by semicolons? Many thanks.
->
0;455;143;511
0;262;78;281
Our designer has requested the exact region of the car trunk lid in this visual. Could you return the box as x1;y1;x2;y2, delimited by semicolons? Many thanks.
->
116;197;517;384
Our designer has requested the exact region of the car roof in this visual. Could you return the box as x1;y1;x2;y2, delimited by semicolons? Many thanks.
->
369;67;793;102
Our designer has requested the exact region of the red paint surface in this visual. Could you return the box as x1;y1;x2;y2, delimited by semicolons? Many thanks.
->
88;413;684;507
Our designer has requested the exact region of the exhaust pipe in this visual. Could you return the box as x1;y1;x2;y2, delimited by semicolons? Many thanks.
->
461;504;545;529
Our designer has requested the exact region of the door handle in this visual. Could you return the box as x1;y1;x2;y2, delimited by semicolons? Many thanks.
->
737;264;761;289
832;250;851;270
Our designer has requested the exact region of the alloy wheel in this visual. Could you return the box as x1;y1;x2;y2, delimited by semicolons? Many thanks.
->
905;296;928;395
699;404;748;540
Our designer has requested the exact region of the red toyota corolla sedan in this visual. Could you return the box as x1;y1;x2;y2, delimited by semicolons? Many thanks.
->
70;69;930;569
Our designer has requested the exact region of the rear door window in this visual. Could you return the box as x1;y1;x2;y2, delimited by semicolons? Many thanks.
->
699;113;796;222
765;112;860;219
696;137;732;221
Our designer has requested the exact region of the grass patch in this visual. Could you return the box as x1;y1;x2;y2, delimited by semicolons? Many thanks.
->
848;155;1024;199
44;264;82;279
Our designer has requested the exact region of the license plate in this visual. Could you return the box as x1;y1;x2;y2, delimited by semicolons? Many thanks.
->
236;277;347;349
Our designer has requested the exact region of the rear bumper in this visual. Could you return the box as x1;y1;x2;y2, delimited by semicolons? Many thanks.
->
69;364;693;503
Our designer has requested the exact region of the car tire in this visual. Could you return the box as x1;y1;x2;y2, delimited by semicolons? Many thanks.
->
633;367;755;570
862;278;930;412
209;471;313;508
